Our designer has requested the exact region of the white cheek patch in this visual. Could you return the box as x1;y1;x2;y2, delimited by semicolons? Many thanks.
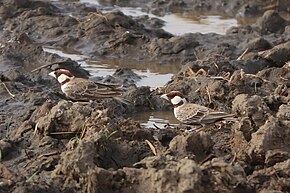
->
57;74;70;84
48;72;56;78
171;96;182;105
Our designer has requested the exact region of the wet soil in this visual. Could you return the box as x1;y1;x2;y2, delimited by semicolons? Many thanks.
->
0;0;290;193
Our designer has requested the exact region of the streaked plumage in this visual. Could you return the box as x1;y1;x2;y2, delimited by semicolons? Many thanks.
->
161;91;235;125
49;69;126;102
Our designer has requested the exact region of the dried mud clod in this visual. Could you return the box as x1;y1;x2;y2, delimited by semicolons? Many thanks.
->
0;0;290;193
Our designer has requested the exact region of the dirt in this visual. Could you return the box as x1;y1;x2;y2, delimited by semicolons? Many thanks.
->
0;0;290;193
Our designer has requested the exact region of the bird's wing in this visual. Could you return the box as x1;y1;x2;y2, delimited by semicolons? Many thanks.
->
92;81;123;90
202;112;235;124
177;104;210;124
177;104;235;125
65;78;123;101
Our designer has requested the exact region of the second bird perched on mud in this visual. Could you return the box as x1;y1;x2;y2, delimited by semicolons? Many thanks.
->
49;68;128;103
161;91;235;126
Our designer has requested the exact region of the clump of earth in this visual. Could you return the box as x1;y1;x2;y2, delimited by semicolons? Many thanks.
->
0;0;289;193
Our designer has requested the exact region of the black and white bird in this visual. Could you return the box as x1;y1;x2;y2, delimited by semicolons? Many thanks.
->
49;69;127;103
161;91;235;126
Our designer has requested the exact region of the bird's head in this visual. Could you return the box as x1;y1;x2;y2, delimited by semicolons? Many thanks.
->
161;91;187;108
49;69;74;85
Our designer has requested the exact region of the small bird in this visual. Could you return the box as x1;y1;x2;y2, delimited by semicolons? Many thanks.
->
161;91;235;126
49;69;127;102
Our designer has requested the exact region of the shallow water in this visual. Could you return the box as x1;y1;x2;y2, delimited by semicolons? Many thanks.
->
44;47;181;127
48;0;240;127
44;48;179;88
131;110;179;128
76;0;238;35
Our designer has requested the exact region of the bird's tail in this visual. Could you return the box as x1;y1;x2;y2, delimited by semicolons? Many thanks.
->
222;114;237;122
94;82;124;91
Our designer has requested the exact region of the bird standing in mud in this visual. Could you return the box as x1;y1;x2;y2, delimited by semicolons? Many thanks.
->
49;69;127;103
161;91;235;128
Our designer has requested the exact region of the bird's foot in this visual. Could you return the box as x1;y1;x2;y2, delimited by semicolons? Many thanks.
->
184;125;205;132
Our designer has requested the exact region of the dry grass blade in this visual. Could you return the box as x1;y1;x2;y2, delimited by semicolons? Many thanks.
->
80;125;87;139
145;139;157;156
33;122;39;136
26;171;39;182
206;86;212;103
245;74;270;83
187;67;196;76
1;82;15;97
49;131;81;135
107;130;118;140
237;48;249;61
37;151;59;158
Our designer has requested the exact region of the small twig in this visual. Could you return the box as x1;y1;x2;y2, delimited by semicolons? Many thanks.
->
187;67;195;76
213;62;219;69
33;122;39;137
195;86;202;93
245;73;270;83
31;61;69;73
210;76;229;81
80;125;87;139
237;48;249;61
37;151;59;158
153;123;160;129
200;154;215;165
230;152;237;165
49;131;81;135
107;130;118;140
145;140;157;156
206;86;212;103
26;170;39;182
6;116;13;138
196;68;208;76
1;82;15;97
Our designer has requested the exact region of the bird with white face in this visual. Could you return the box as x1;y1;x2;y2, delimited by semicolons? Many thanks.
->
161;91;235;126
49;69;127;102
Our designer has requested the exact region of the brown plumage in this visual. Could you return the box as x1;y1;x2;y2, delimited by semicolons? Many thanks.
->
49;69;126;102
161;91;235;125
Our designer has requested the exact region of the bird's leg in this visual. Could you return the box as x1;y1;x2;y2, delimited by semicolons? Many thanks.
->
164;123;172;129
214;121;226;130
184;124;204;132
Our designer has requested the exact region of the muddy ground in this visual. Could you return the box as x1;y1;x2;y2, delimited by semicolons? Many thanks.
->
0;0;290;193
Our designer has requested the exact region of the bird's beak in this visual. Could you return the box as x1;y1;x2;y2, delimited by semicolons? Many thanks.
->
48;71;56;79
160;94;169;101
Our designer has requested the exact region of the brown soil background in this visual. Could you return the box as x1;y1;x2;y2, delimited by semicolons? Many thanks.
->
0;0;289;192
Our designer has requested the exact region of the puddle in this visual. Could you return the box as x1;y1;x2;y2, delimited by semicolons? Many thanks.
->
48;0;239;127
43;48;179;88
75;0;238;35
44;47;181;128
131;110;179;128
111;7;238;35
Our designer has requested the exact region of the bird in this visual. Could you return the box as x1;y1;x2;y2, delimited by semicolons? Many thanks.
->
49;68;127;103
161;91;235;126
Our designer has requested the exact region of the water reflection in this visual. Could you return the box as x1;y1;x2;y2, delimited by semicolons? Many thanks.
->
74;0;238;34
131;110;179;128
43;48;178;88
